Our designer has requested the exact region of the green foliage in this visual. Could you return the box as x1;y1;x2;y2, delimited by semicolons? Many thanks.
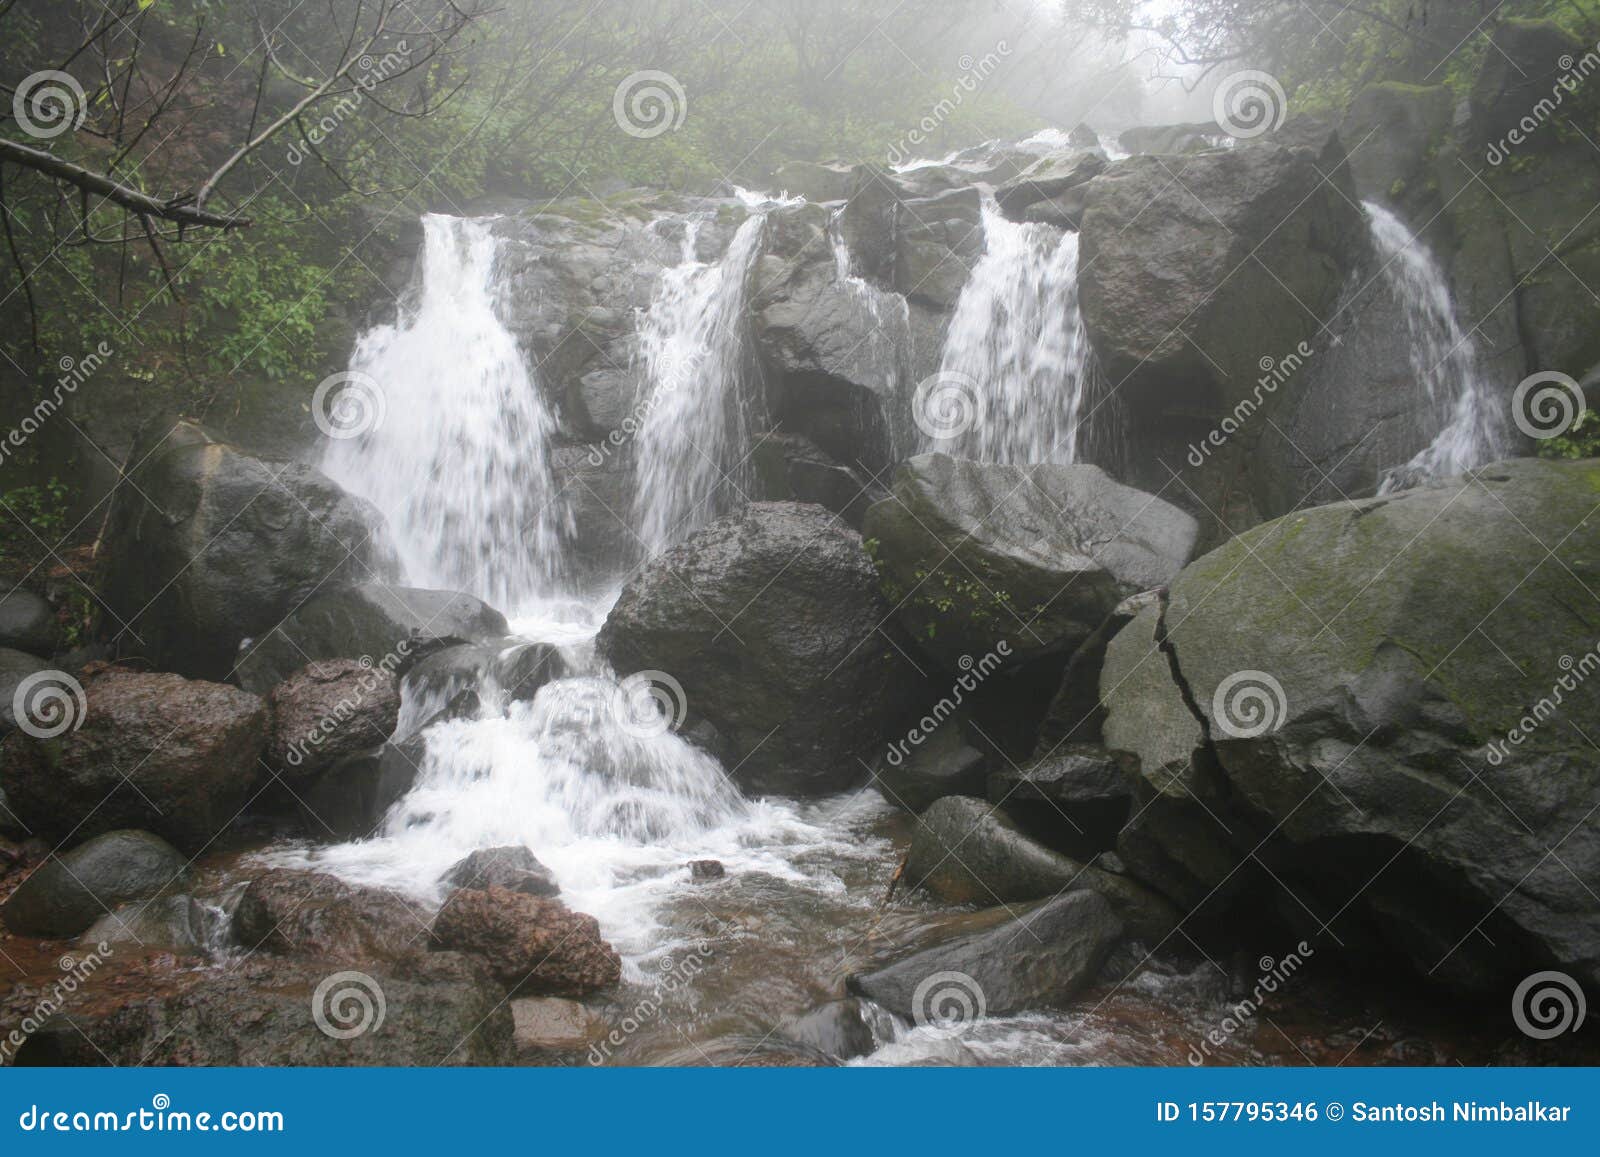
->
0;478;73;542
1537;409;1600;459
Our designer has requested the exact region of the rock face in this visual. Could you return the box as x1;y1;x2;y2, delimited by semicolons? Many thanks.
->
0;667;267;853
1101;458;1600;993
600;502;920;795
14;953;513;1065
441;846;559;898
864;455;1198;670
1;830;188;938
848;890;1124;1018
904;795;1176;941
264;659;400;776
101;423;391;680
0;590;56;657
232;869;426;962
874;723;987;813
235;582;508;693
753;433;885;529
430;885;621;996
995;150;1106;226
988;743;1131;844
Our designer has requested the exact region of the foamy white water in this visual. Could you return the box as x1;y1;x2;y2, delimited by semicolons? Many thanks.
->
931;200;1093;464
323;214;571;609
1367;202;1503;491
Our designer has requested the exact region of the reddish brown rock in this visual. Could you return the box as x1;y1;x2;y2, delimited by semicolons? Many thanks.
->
0;667;267;853
430;885;621;996
264;658;400;777
232;869;427;963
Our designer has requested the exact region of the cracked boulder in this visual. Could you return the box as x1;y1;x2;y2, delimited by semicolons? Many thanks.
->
1101;458;1600;994
863;454;1199;672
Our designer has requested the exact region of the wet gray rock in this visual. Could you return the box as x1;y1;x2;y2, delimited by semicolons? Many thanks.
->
0;647;48;733
849;890;1125;1017
753;433;886;529
863;455;1198;671
781;998;884;1061
83;894;213;956
232;868;427;963
442;846;559;898
874;723;987;814
264;658;400;777
600;502;922;796
1;830;189;938
995;150;1106;224
100;422;391;680
235;582;508;694
0;591;56;657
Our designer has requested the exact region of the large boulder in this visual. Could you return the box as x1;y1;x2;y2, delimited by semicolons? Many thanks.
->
995;150;1106;226
1101;458;1600;993
1;830;188;938
0;590;56;657
874;723;987;814
0;667;267;853
232;869;426;963
0;647;49;733
429;885;620;996
13;952;513;1065
848;890;1124;1018
600;502;921;795
101;423;390;680
264;658;400;776
863;455;1198;671
441;846;559;898
753;432;886;529
905;795;1176;941
234;582;507;693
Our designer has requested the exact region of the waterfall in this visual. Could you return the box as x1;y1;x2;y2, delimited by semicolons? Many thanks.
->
631;214;767;555
1366;202;1503;492
323;214;570;613
930;200;1093;465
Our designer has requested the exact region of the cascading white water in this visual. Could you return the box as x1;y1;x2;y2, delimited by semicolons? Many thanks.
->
828;208;912;420
631;214;767;555
323;214;570;613
930;200;1093;464
1366;202;1503;491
